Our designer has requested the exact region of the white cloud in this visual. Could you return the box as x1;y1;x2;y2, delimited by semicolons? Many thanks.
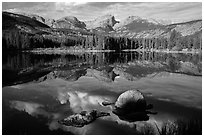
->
3;2;202;23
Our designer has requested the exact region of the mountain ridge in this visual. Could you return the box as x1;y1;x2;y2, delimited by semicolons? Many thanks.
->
84;14;119;32
2;11;202;41
51;16;86;30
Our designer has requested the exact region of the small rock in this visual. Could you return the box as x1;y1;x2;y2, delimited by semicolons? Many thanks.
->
58;110;110;127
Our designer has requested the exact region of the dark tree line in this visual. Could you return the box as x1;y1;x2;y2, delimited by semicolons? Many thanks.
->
2;30;85;50
2;30;202;51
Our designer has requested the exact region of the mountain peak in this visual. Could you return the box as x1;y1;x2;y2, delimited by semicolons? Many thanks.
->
52;16;86;30
94;14;118;24
85;14;119;31
60;16;78;21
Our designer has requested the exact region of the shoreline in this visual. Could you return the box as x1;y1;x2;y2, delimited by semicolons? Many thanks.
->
23;48;115;54
123;49;201;54
22;48;202;54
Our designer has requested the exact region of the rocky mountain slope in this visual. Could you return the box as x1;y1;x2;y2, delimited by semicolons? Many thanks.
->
111;16;202;39
113;16;165;32
166;20;202;36
16;12;46;24
12;12;57;29
50;16;86;30
2;11;50;31
13;12;87;30
85;14;119;32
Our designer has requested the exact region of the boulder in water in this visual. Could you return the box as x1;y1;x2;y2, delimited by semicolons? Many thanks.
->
102;89;157;122
58;110;110;127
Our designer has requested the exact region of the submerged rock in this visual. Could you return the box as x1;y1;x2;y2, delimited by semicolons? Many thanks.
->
37;71;57;82
178;61;202;76
86;68;118;82
37;69;87;82
56;69;87;81
58;110;110;127
113;67;136;81
102;89;157;122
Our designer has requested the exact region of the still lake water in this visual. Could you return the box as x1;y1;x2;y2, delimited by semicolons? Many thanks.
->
2;51;202;134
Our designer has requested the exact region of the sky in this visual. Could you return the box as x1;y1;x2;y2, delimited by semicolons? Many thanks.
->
2;2;202;23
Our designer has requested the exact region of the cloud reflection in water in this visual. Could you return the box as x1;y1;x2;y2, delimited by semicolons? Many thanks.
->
9;101;49;117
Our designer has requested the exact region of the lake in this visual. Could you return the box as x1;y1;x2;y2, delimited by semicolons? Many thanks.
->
2;51;202;135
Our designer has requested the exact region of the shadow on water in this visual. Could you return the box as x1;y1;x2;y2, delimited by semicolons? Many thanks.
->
2;102;73;135
145;96;202;120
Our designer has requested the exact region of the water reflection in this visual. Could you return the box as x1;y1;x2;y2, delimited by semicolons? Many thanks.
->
2;51;202;135
2;51;202;87
3;51;202;72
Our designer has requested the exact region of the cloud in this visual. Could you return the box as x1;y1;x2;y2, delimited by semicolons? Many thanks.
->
2;2;202;23
101;2;201;22
56;88;111;113
57;2;88;6
9;100;50;117
2;2;41;10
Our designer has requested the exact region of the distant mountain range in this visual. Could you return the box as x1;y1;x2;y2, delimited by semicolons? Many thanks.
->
2;10;202;53
3;11;202;39
3;12;202;41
